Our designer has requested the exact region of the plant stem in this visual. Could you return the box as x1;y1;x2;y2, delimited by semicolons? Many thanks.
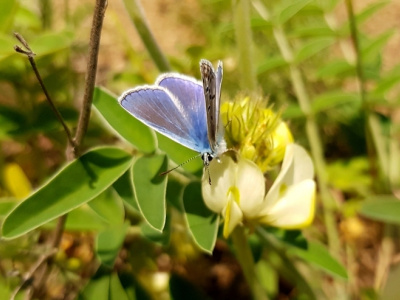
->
252;0;340;256
231;226;268;300
74;0;108;155
344;0;394;294
232;0;257;92
13;33;75;149
122;0;171;72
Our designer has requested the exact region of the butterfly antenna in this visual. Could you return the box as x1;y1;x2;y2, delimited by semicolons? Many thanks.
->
207;166;212;185
159;153;202;176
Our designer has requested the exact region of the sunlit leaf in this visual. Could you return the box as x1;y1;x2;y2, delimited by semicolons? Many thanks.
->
288;241;348;279
257;55;287;74
79;270;110;300
2;147;133;239
141;213;170;245
183;182;219;254
93;87;157;154
311;91;360;113
113;170;138;212
316;60;354;79
360;195;400;224
362;30;394;63
30;30;74;57
0;0;18;32
43;205;110;231
88;188;125;225
110;273;130;300
132;154;168;231
96;222;129;268
295;38;335;63
356;1;389;24
157;133;203;173
274;0;313;24
289;25;336;38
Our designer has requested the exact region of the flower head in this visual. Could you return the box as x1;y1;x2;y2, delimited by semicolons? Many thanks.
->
221;98;293;172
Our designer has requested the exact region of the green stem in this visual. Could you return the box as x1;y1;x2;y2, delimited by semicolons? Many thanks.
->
232;0;257;92
231;226;268;300
123;0;171;72
252;1;340;256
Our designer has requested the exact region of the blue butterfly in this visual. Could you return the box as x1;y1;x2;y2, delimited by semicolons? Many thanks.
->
119;59;227;172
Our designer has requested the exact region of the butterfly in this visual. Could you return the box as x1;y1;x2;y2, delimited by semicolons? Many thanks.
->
119;59;227;177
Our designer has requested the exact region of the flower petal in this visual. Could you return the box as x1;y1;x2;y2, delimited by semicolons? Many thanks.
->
235;159;265;218
264;144;313;209
259;179;316;228
202;155;236;213
222;196;243;238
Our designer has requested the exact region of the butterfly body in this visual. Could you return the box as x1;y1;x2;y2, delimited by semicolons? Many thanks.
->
119;59;226;168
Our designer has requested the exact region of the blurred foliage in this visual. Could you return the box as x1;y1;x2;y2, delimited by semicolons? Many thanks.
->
0;0;399;299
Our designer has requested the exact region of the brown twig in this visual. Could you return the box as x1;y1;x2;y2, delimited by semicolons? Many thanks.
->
74;0;108;156
10;0;108;298
14;32;75;149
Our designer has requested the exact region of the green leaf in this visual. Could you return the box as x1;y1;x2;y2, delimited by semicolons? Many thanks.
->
157;133;203;173
93;87;157;154
356;1;389;24
110;273;130;300
43;205;109;231
362;30;394;63
132;154;168;231
288;241;348;279
2;147;133;239
274;0;313;24
30;30;74;57
96;222;129;268
257;55;287;74
360;195;400;224
141;213;170;245
0;199;16;217
281;104;304;119
113;170;138;212
0;0;18;32
267;228;308;250
183;182;219;254
316;60;354;79
311;91;361;113
88;188;125;225
79;271;110;300
295;38;335;63
0;34;17;62
372;73;400;97
289;25;336;38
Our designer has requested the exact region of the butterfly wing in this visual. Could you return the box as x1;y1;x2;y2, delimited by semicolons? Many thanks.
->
119;84;210;153
200;59;225;154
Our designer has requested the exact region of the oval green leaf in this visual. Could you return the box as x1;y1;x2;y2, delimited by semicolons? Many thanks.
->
157;133;203;173
93;87;157;154
88;187;125;225
132;154;168;231
295;38;335;63
96;222;129;268
360;195;400;224
183;182;219;254
288;241;348;279
2;147;133;239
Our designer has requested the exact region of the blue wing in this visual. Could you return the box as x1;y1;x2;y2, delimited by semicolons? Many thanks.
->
119;81;210;153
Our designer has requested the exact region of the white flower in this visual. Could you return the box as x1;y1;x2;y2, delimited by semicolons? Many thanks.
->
202;144;316;237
